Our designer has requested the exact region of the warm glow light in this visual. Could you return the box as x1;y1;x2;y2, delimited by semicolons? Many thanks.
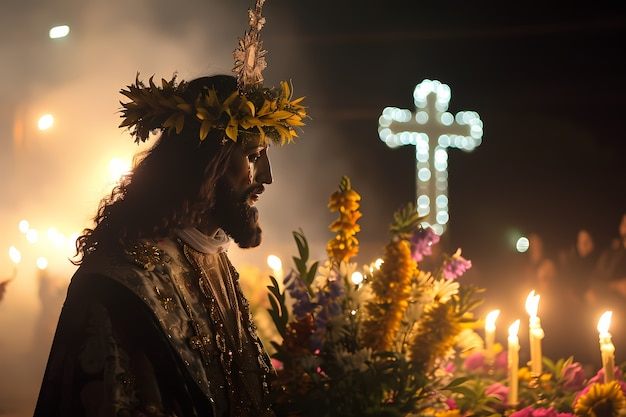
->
267;254;282;271
485;309;500;331
109;157;131;181
49;25;70;39
38;114;54;130
26;228;39;243
597;311;612;334
18;219;29;233
351;271;363;285
525;290;540;317
9;246;21;264
48;227;66;249
374;258;383;269
516;237;530;253
67;232;80;251
509;319;520;337
36;257;48;270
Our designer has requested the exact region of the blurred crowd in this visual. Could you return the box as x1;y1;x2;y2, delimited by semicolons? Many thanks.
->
488;212;626;371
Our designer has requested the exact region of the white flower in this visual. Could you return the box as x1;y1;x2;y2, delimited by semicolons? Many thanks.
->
455;328;484;353
433;278;459;303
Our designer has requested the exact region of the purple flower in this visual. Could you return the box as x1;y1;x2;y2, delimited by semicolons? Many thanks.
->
561;362;586;392
410;227;440;262
283;271;313;319
443;248;472;279
310;273;346;350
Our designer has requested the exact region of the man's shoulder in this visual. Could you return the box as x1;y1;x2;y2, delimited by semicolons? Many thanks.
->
76;237;189;288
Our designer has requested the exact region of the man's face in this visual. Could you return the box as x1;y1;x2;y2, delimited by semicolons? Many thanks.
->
212;144;273;248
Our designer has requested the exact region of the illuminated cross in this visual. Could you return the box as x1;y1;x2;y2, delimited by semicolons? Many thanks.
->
378;79;483;235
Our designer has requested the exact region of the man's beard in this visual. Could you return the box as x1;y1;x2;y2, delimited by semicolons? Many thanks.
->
212;180;263;248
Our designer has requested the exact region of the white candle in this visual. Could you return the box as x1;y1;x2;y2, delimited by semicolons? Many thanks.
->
508;319;520;407
525;290;544;376
597;310;615;383
485;309;501;366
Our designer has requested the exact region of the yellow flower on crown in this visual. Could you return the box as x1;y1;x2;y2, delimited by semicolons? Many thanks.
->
119;75;307;146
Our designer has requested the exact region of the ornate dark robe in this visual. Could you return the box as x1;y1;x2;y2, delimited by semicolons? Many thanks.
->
34;228;276;417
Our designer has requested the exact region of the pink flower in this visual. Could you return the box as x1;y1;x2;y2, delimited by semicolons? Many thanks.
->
445;397;458;410
463;350;507;373
495;350;508;370
463;351;485;371
443;248;472;279
511;406;574;417
561;362;586;392
443;361;456;374
588;366;623;385
485;382;508;408
271;358;284;371
510;406;535;417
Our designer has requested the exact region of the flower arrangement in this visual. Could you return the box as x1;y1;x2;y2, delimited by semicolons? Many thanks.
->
263;176;626;417
265;176;483;416
450;349;626;417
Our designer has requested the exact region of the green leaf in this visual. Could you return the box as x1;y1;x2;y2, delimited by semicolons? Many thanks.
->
266;275;288;339
291;229;318;295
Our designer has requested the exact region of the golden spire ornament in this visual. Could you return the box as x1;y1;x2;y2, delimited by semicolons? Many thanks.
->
233;0;268;93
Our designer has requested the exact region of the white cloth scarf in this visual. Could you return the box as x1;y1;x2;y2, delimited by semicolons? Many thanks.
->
175;228;230;254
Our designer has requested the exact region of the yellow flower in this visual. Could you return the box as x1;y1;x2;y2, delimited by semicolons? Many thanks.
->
574;380;626;417
435;410;461;417
360;239;415;352
328;188;361;212
408;300;461;367
328;211;362;235
326;176;361;264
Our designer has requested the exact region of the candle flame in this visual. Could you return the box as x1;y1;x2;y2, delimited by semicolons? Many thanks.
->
597;311;613;334
525;290;540;317
485;309;500;331
267;254;282;271
509;319;521;337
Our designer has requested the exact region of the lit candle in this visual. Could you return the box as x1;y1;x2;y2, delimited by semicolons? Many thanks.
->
597;310;615;383
485;309;501;366
525;290;544;376
267;254;283;280
508;319;520;407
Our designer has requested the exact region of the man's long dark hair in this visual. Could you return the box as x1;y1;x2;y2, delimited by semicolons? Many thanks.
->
74;75;238;264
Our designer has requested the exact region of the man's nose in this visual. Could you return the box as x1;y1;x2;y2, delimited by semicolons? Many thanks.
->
254;154;273;184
